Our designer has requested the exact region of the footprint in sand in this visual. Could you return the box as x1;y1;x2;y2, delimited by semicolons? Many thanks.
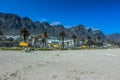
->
67;70;94;80
66;76;81;80
23;65;32;70
75;76;81;80
70;70;77;73
10;70;19;77
0;71;18;80
1;72;9;80
37;63;47;67
55;54;60;56
52;74;58;79
46;61;51;64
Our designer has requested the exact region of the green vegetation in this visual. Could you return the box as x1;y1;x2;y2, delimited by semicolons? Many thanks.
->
0;47;24;51
0;27;119;51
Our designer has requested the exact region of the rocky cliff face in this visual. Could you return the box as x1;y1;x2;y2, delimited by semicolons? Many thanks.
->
106;33;120;42
0;12;111;41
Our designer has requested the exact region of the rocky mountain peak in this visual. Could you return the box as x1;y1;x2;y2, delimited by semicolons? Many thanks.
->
0;12;119;42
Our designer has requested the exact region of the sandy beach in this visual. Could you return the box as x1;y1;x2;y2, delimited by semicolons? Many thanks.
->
0;49;120;80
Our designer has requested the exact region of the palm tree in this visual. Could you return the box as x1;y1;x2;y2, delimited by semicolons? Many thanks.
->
0;28;3;40
0;28;3;47
41;37;46;47
97;36;101;42
93;38;97;48
41;31;49;47
71;34;77;48
59;31;66;48
0;28;3;36
97;36;101;47
20;27;29;42
81;38;85;45
87;36;92;48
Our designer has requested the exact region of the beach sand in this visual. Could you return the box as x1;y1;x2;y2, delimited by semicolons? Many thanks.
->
0;49;120;80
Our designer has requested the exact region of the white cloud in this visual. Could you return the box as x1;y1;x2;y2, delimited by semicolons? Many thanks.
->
50;22;61;25
92;28;100;31
64;25;76;28
41;18;47;22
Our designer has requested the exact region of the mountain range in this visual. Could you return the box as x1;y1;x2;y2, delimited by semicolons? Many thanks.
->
0;12;120;42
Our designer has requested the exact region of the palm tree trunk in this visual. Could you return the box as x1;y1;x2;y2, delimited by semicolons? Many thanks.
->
24;36;26;42
45;41;47;47
62;37;64;48
74;39;75;48
23;33;27;42
2;38;4;47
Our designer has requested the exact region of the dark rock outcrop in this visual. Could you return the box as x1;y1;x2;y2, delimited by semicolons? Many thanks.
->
106;33;120;42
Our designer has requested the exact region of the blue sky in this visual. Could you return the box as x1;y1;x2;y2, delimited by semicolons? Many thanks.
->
0;0;120;34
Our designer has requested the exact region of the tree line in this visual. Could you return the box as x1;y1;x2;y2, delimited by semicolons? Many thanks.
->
0;27;119;48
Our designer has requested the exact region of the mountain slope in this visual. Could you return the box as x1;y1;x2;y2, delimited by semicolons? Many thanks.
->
0;12;110;41
106;33;120;43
